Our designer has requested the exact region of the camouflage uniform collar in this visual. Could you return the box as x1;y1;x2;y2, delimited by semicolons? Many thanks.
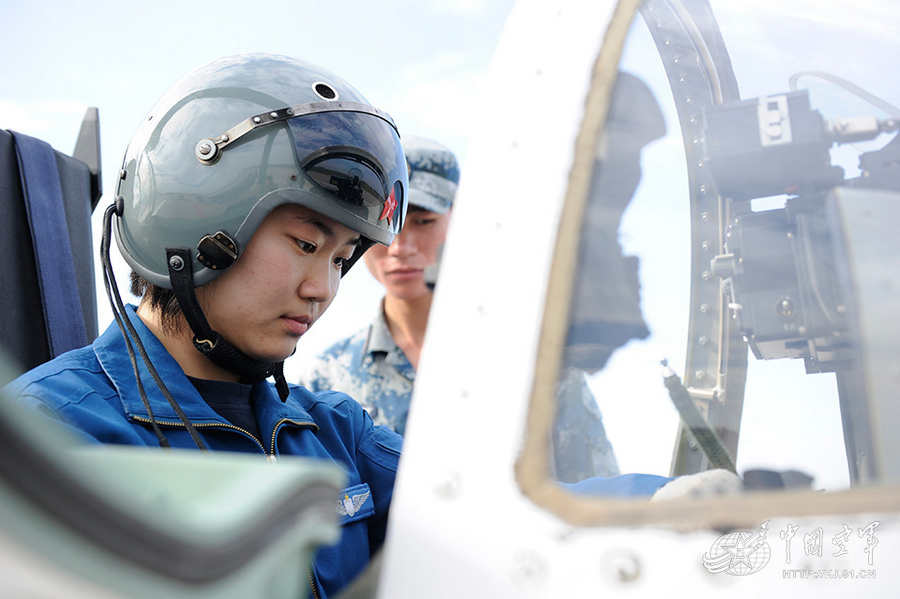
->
363;298;398;356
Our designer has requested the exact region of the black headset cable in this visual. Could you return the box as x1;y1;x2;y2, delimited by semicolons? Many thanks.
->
101;202;207;449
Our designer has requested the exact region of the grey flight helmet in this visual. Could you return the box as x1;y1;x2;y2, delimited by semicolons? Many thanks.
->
403;135;459;213
117;53;408;286
109;54;409;400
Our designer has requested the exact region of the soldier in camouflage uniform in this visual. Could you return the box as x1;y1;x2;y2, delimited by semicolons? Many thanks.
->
298;298;417;434
298;135;451;435
299;135;619;480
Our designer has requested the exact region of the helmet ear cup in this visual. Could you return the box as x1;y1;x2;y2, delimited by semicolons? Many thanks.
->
196;232;238;271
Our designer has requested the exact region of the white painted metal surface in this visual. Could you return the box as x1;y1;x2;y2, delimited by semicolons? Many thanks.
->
380;2;616;596
379;1;900;596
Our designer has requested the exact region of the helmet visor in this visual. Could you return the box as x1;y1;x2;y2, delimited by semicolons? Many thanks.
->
287;110;407;244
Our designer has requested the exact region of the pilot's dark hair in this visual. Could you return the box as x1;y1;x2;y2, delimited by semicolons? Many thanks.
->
130;272;184;334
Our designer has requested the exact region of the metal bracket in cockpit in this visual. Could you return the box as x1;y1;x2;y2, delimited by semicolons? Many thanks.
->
643;0;900;483
641;0;747;477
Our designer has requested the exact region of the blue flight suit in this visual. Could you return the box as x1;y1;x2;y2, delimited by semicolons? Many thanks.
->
5;305;400;599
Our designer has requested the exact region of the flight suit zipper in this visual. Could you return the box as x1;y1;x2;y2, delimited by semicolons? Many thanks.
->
132;416;319;462
131;416;318;457
309;568;322;599
269;418;319;459
131;416;267;452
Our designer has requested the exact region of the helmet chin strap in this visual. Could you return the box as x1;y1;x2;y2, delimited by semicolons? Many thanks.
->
341;238;375;276
166;248;290;401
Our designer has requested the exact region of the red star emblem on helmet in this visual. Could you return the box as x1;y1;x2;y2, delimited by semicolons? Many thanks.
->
379;187;398;224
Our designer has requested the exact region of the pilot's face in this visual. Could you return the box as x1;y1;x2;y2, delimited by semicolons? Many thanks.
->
365;208;450;301
195;204;359;362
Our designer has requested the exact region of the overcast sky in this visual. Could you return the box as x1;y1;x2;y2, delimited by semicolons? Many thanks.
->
0;0;515;378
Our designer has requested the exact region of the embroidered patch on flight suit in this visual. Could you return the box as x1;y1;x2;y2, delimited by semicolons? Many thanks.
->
337;482;374;524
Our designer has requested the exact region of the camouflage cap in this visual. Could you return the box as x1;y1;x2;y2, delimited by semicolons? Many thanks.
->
403;135;459;213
